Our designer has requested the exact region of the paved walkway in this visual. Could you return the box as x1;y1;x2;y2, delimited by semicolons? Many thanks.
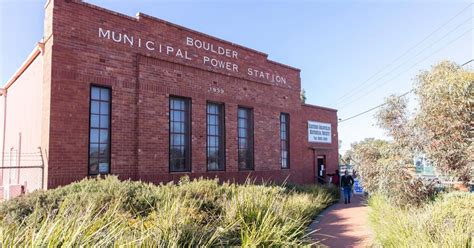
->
309;194;372;248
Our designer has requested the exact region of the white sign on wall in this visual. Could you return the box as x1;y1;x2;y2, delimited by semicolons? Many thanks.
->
308;121;332;143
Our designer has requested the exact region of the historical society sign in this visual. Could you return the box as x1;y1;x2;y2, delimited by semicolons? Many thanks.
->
308;121;332;143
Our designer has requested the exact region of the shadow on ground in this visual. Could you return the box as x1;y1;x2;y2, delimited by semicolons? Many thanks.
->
309;194;372;248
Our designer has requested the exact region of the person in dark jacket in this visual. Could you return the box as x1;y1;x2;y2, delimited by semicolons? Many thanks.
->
341;170;354;204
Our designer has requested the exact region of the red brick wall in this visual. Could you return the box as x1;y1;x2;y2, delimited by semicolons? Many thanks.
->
44;0;338;188
301;105;339;179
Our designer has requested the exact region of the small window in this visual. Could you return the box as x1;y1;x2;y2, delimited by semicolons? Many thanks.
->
207;103;225;171
170;97;191;172
89;86;111;175
238;107;254;170
280;113;290;169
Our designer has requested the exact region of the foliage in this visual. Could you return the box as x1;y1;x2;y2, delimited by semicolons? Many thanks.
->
345;138;391;193
376;94;411;149
369;192;474;247
345;138;435;206
375;94;425;158
374;61;473;185
346;61;472;206
300;88;307;103
414;61;473;183
0;176;337;247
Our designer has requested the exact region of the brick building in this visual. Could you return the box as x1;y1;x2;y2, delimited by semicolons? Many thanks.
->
0;0;338;195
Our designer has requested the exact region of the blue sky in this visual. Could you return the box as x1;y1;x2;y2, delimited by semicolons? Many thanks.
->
1;0;472;153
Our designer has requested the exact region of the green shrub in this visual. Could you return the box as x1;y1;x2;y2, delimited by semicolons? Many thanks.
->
0;176;337;247
368;192;474;248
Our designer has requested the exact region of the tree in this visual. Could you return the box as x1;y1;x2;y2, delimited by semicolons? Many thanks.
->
346;61;471;205
345;138;392;194
414;61;473;184
375;94;415;169
300;89;306;104
346;138;435;206
375;61;472;185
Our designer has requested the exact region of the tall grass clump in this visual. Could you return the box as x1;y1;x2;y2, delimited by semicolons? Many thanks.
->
368;192;473;248
0;176;337;247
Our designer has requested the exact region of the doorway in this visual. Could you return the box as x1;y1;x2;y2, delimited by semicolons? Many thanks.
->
317;155;326;184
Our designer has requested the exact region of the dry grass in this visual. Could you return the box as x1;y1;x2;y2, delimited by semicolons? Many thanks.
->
368;192;473;248
0;176;338;247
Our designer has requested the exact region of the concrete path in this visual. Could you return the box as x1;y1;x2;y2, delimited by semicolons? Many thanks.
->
309;194;372;248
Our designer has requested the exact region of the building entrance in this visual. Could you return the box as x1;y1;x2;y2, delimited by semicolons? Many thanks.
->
317;155;326;184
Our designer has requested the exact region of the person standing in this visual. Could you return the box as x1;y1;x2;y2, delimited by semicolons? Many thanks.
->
341;170;354;204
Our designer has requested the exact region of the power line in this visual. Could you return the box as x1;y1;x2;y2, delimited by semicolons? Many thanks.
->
338;91;412;123
334;3;473;107
337;17;472;108
335;3;472;106
338;28;472;110
338;59;473;124
461;59;473;66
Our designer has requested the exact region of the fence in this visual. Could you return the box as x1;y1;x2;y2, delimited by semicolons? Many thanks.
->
0;147;44;200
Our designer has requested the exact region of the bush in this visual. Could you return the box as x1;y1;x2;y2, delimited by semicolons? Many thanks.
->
368;192;473;247
347;138;438;207
0;176;337;247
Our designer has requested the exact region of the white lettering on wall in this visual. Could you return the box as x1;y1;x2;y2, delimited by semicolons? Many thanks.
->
186;36;238;59
99;27;136;48
99;28;110;39
247;68;287;85
97;27;291;85
208;87;224;94
123;34;133;47
166;46;174;55
112;31;122;42
145;41;155;51
203;56;239;72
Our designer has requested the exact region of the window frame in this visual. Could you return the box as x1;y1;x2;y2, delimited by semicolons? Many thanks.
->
237;106;254;170
280;113;290;169
206;102;226;171
88;84;112;176
169;96;192;172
